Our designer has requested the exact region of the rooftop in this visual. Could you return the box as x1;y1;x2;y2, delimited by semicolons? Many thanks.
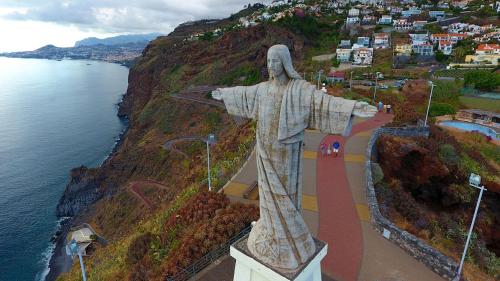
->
477;43;500;51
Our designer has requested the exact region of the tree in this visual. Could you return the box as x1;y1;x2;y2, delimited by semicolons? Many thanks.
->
464;70;500;91
435;50;447;63
451;46;468;63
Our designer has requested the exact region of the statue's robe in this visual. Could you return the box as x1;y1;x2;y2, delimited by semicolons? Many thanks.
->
220;79;356;270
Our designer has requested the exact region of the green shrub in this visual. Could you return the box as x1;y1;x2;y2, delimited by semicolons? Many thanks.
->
442;184;474;206
127;232;154;265
206;111;222;131
432;80;462;104
429;102;456;117
199;31;214;41
438;144;459;165
220;65;261;86
459;153;481;175
275;14;322;39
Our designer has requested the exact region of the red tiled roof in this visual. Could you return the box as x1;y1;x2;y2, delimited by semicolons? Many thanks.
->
477;43;500;51
328;71;345;78
449;33;467;37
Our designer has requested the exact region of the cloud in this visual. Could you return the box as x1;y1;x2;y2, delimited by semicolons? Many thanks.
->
0;0;270;34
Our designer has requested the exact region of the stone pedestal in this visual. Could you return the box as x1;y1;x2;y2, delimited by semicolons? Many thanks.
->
230;235;327;281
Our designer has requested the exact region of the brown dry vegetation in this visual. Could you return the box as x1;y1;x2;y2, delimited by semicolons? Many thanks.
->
375;126;500;279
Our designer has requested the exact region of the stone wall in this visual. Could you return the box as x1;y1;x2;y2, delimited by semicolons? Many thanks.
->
365;126;459;280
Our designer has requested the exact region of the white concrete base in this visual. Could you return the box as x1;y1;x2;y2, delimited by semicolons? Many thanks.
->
230;243;328;281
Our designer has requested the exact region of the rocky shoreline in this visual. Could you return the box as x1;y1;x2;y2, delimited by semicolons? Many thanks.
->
44;113;130;281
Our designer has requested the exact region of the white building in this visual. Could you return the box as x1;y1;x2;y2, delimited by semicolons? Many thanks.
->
410;33;430;45
394;19;413;31
401;7;422;18
352;46;373;65
429;11;446;20
348;8;360;17
438;40;453;55
378;15;392;25
373;33;390;49
346;17;360;25
336;48;352;62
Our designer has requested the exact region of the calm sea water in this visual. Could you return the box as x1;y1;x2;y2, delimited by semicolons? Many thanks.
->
0;57;128;280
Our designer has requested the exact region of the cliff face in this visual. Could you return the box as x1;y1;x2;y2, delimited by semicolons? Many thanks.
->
56;166;100;217
55;21;306;230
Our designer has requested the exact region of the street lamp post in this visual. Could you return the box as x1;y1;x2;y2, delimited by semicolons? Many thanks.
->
373;71;381;105
205;134;216;191
453;173;487;281
425;81;435;127
317;70;324;90
66;240;87;281
349;71;353;90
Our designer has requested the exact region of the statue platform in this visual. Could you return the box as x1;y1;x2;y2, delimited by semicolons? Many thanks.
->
230;235;328;281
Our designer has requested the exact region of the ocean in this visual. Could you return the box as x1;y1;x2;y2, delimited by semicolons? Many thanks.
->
0;57;128;280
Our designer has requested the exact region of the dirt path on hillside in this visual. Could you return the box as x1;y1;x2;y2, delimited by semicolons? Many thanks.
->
128;180;169;208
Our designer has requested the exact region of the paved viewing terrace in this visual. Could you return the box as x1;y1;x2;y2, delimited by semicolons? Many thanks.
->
197;112;445;281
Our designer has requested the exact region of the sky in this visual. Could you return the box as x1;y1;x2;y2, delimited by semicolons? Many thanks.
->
0;0;271;52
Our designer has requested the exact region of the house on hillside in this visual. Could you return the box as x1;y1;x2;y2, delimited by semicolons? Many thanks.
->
394;19;413;31
336;48;352;62
339;40;351;49
475;43;500;55
378;15;392;25
401;7;422;18
413;21;428;31
327;71;346;83
390;6;403;15
410;33;430;45
352;47;374;65
362;15;376;25
474;31;500;43
373;33;390;49
438;40;453;55
348;8;360;17
412;43;434;56
395;43;412;56
429;10;445;20
346;17;360;25
357;36;371;47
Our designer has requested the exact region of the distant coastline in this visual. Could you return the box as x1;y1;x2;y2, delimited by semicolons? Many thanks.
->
0;33;163;68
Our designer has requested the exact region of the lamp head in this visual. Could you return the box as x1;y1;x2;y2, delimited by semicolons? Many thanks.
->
207;134;216;145
469;173;481;187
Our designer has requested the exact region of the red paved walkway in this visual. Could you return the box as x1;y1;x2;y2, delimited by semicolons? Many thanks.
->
316;113;392;281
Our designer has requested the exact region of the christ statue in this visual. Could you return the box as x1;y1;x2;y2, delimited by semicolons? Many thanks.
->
212;45;377;270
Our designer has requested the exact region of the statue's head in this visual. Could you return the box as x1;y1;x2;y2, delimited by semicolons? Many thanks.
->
267;45;302;80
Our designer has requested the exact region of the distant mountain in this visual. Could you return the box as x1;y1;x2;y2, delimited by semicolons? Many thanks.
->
74;33;163;47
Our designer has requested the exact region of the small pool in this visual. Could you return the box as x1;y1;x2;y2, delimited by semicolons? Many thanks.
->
439;121;499;140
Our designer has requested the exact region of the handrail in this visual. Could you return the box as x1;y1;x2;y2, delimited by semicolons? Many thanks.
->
165;224;252;281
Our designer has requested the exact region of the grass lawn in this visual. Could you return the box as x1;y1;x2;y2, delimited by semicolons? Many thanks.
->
460;96;500;112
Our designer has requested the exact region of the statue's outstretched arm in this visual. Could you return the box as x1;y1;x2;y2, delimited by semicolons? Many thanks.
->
309;87;375;135
352;101;377;118
211;84;262;120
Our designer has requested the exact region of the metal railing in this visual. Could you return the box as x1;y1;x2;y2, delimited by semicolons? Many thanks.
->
165;224;252;281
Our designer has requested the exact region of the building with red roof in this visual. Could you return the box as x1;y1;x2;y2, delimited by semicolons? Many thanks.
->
476;44;500;55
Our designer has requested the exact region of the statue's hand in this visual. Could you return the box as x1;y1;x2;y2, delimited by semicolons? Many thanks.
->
211;89;223;101
353;101;377;118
